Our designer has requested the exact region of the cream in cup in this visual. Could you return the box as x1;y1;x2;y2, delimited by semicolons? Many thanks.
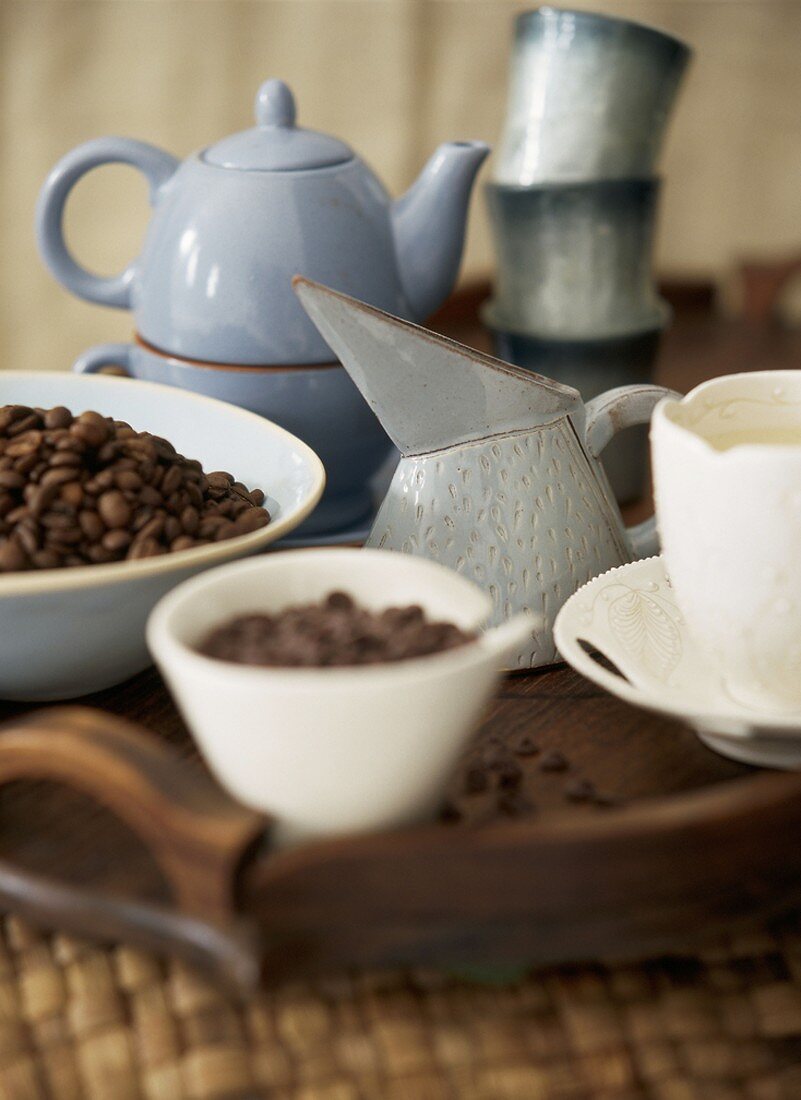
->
651;371;801;714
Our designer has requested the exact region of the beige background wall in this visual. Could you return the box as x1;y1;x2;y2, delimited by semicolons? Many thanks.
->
2;0;800;372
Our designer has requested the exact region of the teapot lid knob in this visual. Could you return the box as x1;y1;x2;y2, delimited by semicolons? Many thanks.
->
255;80;296;128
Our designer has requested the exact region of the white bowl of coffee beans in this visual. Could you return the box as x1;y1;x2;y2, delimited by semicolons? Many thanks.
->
0;372;324;699
148;548;534;845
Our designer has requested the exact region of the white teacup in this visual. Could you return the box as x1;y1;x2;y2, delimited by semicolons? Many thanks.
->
148;548;534;845
652;371;801;714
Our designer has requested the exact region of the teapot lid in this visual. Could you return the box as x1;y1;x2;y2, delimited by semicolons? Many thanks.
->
203;80;354;171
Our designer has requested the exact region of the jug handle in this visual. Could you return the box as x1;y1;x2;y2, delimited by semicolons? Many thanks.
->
584;384;679;559
72;343;132;375
36;138;180;309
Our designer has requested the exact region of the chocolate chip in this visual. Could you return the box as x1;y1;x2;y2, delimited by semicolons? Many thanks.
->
540;750;569;773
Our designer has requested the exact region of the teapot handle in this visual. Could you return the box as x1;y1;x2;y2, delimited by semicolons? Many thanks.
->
36;138;179;309
584;384;679;559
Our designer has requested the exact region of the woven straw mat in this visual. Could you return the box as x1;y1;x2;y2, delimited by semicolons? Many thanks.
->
2;914;801;1099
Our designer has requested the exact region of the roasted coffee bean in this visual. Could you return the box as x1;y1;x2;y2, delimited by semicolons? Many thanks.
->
511;734;540;756
0;404;270;572
161;465;183;496
78;510;105;542
48;450;82;468
102;529;132;553
180;505;199;534
592;792;620;809
15;522;39;557
44;407;72;430
97;491;132;529
0;470;25;491
136;515;165;542
564;778;596;803
439;801;462;824
0;538;27;571
464;766;489;795
539;750;569;773
40;466;78;489
114;470;142;491
483;745;513;770
32;549;61;569
28;483;61;518
496;761;523;789
497;790;535;818
7;414;39;437
59;482;84;509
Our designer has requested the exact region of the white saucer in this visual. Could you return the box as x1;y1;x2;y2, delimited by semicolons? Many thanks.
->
553;556;801;770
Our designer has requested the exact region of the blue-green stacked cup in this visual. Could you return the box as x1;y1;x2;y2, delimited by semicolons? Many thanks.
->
486;7;691;502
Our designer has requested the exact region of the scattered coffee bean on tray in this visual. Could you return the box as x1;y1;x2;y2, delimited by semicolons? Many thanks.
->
497;790;536;818
197;591;477;668
439;800;462;824
539;749;569;773
593;792;621;809
496;761;523;789
0;405;270;571
564;778;596;803
511;734;540;756
464;766;489;795
483;745;513;769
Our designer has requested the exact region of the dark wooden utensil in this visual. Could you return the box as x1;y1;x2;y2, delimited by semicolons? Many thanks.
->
0;706;266;987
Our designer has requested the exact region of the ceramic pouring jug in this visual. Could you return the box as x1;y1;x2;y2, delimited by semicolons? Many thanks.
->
295;278;676;669
36;80;489;366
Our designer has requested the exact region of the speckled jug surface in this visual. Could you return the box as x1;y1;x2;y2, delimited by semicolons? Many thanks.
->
296;279;676;669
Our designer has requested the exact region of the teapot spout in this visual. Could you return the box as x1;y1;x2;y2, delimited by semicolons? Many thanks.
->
392;141;489;321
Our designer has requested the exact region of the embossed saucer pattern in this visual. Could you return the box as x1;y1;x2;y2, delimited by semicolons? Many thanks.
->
554;556;801;769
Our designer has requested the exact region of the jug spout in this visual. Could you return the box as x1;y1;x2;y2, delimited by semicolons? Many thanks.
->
391;141;489;321
293;277;580;456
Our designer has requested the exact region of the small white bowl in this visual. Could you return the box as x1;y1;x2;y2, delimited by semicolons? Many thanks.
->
0;372;324;700
147;549;534;845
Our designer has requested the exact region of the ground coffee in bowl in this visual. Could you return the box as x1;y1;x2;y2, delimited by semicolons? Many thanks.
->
0;404;270;571
196;591;477;668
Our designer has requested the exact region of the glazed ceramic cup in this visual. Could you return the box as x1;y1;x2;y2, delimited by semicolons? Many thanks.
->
484;179;667;339
652;371;801;714
0;371;324;701
73;340;394;536
147;548;534;845
495;8;691;185
487;323;665;504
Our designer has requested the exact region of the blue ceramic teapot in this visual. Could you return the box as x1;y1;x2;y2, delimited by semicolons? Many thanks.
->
37;80;489;365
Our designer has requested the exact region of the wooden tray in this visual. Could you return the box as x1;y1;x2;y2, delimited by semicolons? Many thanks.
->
1;665;800;989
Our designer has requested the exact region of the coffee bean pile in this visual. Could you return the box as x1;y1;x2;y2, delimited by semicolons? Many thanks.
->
197;591;476;668
0;404;270;572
